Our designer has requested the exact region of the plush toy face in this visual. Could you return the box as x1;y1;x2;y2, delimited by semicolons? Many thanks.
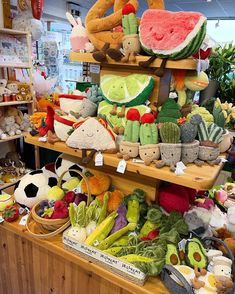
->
7;83;18;93
0;79;7;88
123;35;140;53
5;116;15;125
119;141;139;158
139;145;160;163
66;118;116;151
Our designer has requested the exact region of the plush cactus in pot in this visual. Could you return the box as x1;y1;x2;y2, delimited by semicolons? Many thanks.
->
156;122;181;171
213;98;232;153
121;4;140;63
180;114;203;165
117;108;140;160
139;113;160;165
198;120;223;165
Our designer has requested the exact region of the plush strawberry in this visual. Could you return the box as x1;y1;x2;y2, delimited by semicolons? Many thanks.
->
63;191;75;205
51;200;69;219
31;0;44;20
2;205;19;222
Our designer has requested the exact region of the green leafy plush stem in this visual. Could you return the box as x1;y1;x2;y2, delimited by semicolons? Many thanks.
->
122;13;138;35
140;123;158;145
124;120;140;143
198;120;209;141
198;120;223;144
159;122;180;144
213;104;226;128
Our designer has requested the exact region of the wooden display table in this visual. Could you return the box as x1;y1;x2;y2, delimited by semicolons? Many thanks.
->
0;219;169;294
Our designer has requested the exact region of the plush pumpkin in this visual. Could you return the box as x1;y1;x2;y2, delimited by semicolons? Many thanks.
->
97;190;124;212
80;173;111;195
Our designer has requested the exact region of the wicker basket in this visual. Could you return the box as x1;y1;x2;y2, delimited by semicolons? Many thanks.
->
161;237;235;294
26;169;91;238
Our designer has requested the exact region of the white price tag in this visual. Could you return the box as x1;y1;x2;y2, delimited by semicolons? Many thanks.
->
178;239;187;251
0;216;4;223
73;186;82;194
132;158;144;163
95;152;103;166
197;60;202;75
38;136;47;142
219;157;228;163
176;162;186;170
19;214;29;226
117;159;127;174
90;64;100;74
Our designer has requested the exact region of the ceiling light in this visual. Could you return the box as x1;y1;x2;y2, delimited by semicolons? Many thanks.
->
207;0;212;2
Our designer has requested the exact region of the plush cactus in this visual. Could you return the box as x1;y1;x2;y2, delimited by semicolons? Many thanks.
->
124;108;140;143
213;98;227;128
140;113;158;145
87;85;103;104
156;98;181;124
198;120;223;144
122;4;138;35
180;114;202;143
160;122;180;144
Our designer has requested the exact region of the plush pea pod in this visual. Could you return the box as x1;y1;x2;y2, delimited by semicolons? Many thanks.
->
97;192;109;224
97;223;136;250
69;203;76;227
104;246;136;257
126;199;140;223
119;254;153;263
112;236;130;247
85;212;117;246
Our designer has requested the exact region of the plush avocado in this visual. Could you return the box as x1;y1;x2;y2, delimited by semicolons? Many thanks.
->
165;244;181;265
185;240;208;269
191;237;207;255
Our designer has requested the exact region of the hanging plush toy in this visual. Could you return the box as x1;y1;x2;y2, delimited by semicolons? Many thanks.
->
66;12;94;53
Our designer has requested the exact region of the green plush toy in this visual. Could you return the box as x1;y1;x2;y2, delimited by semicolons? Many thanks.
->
99;73;154;133
121;3;140;63
156;98;181;124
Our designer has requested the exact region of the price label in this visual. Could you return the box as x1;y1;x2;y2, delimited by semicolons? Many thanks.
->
95;152;103;166
178;239;187;251
19;215;29;226
90;64;100;74
117;159;127;174
0;216;4;223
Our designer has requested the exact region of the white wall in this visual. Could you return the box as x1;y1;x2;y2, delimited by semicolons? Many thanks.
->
10;0;88;21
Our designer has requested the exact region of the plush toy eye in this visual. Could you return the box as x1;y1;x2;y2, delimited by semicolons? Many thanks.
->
82;129;84;132
145;153;147;156
153;151;155;154
129;150;131;152
96;129;99;132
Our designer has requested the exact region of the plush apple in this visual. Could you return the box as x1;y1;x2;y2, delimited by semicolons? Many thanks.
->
62;177;80;191
215;190;228;204
47;186;65;201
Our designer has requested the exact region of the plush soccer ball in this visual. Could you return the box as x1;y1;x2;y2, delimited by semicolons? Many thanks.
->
14;170;52;208
42;166;58;187
55;154;84;181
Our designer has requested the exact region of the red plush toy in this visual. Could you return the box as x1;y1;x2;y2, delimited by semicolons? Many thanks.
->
158;184;196;214
38;106;55;137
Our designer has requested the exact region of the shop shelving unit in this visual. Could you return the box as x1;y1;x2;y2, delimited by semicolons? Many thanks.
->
0;28;35;190
19;52;225;294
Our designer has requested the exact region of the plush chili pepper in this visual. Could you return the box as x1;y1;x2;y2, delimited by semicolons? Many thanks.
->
2;205;19;222
97;192;109;224
140;229;159;241
31;0;44;20
139;207;162;238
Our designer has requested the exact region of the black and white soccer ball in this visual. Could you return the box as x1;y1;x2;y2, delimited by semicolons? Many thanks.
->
55;154;84;181
42;166;58;187
14;169;52;208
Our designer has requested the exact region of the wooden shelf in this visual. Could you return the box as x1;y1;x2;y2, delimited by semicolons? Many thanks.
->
0;100;33;107
70;52;198;70
25;134;224;190
0;133;25;143
0;28;28;35
0;63;31;68
1;219;169;294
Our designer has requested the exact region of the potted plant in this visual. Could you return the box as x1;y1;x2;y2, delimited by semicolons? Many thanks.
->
156;122;181;171
213;98;232;152
139;113;160;166
180;114;203;165
198;120;223;165
117;109;140;160
200;43;235;104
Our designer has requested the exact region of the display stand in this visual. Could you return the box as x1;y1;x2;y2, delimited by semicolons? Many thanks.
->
0;53;225;293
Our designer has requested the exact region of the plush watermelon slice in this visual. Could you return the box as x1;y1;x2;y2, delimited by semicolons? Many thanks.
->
139;10;207;60
100;74;154;107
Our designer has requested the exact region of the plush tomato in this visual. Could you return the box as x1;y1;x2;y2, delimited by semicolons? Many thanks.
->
140;229;159;241
31;0;44;20
51;201;69;219
2;205;19;222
